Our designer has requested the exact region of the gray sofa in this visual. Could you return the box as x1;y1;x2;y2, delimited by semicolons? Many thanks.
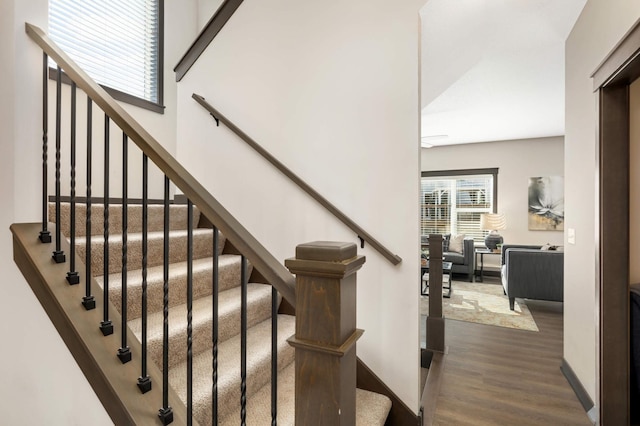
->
421;235;475;282
501;244;564;310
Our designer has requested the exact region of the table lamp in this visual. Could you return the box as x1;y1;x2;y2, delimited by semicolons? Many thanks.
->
481;213;506;250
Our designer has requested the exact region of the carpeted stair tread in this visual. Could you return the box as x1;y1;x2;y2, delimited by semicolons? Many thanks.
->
169;314;296;425
220;361;392;426
50;202;201;237
75;228;224;275
98;254;250;320
129;283;277;369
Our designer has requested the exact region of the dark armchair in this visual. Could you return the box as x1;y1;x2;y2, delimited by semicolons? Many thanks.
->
501;244;564;310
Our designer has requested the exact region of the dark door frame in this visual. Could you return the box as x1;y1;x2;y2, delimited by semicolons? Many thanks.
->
592;18;640;425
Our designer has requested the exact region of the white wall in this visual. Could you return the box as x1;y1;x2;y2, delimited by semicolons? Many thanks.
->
0;1;112;424
0;1;197;423
178;0;425;411
565;0;640;407
421;136;565;270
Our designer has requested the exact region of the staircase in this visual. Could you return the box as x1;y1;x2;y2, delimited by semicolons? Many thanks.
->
50;201;391;425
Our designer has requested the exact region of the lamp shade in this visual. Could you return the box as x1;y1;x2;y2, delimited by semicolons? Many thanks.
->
480;213;506;231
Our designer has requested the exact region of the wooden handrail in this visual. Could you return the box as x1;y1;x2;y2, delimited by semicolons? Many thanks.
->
174;0;244;82
192;93;403;266
25;22;296;307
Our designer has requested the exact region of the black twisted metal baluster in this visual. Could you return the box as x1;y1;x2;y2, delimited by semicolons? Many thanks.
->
241;255;247;425
82;97;95;311
138;153;152;393
100;114;113;336
187;200;194;425
158;176;173;425
39;53;51;244
117;133;131;364
66;82;79;285
212;225;219;425
52;66;65;263
271;287;278;425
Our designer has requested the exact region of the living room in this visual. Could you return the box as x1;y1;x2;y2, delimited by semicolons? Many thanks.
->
418;0;588;423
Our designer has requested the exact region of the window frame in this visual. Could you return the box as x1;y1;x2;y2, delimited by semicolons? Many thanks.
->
48;0;165;114
421;168;499;242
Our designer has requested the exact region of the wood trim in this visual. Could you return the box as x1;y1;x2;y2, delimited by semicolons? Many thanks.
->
26;22;296;308
11;222;192;426
592;16;640;90
192;93;403;266
561;358;595;413
174;0;244;82
356;358;420;426
598;83;630;425
49;195;178;205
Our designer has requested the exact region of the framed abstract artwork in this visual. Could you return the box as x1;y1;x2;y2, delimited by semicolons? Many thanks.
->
528;176;564;231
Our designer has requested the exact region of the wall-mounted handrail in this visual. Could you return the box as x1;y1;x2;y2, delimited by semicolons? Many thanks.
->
25;22;296;307
174;0;244;82
192;93;403;266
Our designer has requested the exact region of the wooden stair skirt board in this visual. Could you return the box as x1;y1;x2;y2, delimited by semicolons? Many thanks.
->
10;201;402;424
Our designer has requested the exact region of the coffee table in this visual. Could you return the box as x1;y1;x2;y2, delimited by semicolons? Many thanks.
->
421;260;452;298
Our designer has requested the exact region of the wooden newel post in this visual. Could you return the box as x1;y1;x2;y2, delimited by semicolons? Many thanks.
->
426;234;445;353
285;241;366;426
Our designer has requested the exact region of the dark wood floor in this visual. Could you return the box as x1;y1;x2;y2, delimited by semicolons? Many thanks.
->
431;286;592;425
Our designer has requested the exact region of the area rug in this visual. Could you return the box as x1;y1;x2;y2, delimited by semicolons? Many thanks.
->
421;281;539;332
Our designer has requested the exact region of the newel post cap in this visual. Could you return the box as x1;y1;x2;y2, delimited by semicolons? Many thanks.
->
285;241;365;278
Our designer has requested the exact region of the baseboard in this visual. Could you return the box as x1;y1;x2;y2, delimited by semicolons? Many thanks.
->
561;358;595;414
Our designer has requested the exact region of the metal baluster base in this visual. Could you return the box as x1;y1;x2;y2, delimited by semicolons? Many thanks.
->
137;376;152;394
52;250;65;263
158;407;174;425
100;320;114;336
117;347;132;364
39;231;51;243
82;295;96;311
66;271;80;285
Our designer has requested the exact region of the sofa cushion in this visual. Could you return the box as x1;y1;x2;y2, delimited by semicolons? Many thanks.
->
444;252;465;265
448;234;465;253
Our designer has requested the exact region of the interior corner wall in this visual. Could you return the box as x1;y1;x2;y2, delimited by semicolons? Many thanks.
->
420;137;565;256
565;0;640;405
176;0;425;411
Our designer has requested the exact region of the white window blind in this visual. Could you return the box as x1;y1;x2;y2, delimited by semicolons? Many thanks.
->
421;174;494;242
49;0;161;104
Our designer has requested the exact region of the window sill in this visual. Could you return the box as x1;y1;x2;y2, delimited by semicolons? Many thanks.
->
49;67;165;115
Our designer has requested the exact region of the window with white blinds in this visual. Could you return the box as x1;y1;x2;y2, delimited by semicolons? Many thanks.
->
48;0;162;106
421;170;497;243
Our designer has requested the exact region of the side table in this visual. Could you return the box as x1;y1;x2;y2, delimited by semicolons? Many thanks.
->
474;249;501;282
421;260;453;298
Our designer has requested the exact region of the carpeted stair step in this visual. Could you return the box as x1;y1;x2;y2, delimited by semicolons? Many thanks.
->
129;283;278;369
50;202;201;237
169;314;296;425
98;254;250;320
220;362;393;426
75;228;223;276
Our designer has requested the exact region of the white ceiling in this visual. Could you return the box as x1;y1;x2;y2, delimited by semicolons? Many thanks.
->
420;0;587;147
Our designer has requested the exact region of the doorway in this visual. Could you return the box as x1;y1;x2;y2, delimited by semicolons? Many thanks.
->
592;20;640;425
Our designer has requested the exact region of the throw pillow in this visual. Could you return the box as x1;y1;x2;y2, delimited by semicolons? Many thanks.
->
443;234;451;252
448;234;465;253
